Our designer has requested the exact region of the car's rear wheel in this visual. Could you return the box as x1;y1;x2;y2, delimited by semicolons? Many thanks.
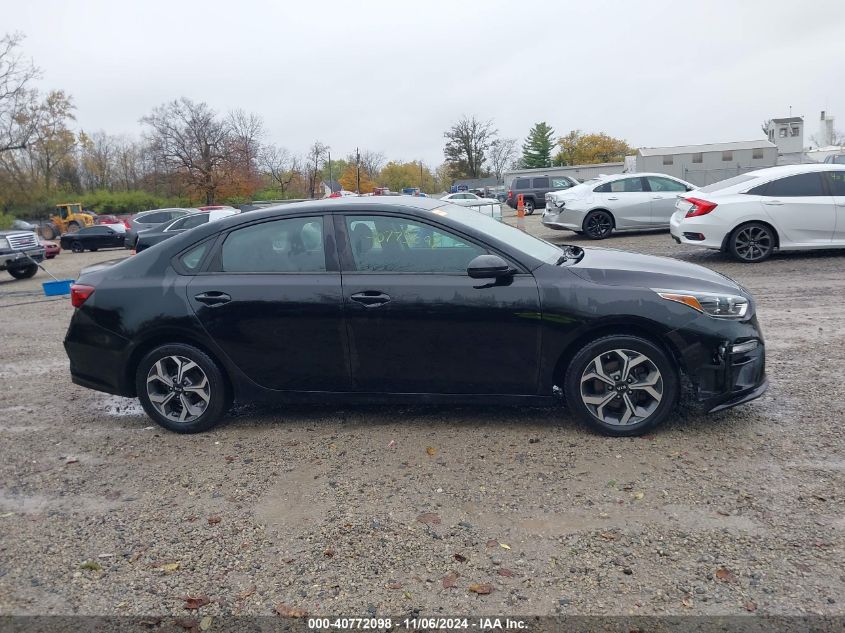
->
136;344;230;433
564;335;678;436
71;241;84;253
583;210;614;239
524;199;535;215
729;222;775;263
8;264;38;279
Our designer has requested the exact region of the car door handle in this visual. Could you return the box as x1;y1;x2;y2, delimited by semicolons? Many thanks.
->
350;291;391;308
762;200;784;206
607;196;619;201
194;291;231;306
652;196;664;199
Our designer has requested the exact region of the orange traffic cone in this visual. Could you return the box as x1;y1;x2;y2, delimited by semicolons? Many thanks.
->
516;194;525;218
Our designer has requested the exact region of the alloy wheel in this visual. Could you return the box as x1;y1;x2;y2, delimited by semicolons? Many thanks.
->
585;212;613;239
146;355;211;423
579;349;663;426
733;226;772;262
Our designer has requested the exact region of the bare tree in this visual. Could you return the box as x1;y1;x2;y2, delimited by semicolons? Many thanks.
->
760;119;772;137
78;130;117;190
444;115;496;178
114;136;141;191
141;98;230;204
260;144;300;196
346;149;385;178
227;108;264;180
488;137;517;181
305;141;329;198
0;33;40;154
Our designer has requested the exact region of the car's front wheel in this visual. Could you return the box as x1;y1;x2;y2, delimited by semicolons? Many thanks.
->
728;222;775;263
583;210;614;239
136;344;231;433
8;264;38;279
564;335;678;436
71;241;84;253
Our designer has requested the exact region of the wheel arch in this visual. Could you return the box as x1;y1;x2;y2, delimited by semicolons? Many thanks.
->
721;219;780;252
582;207;616;230
551;319;685;390
124;329;234;400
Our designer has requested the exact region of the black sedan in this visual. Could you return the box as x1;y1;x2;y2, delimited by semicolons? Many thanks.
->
135;213;211;253
60;225;126;253
64;197;767;435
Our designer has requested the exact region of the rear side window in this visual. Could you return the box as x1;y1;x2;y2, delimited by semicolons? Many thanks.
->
532;177;549;188
825;171;845;196
596;178;644;193
763;172;826;197
180;242;210;271
221;217;326;273
514;178;530;189
140;212;169;224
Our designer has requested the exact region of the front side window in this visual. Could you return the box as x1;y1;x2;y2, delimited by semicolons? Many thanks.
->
763;172;826;197
221;217;325;273
345;215;485;273
646;176;687;192
551;177;572;188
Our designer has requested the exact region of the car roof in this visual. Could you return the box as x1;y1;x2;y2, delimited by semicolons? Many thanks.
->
732;163;841;179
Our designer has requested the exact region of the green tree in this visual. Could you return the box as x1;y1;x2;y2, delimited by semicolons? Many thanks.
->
521;122;555;168
554;130;631;166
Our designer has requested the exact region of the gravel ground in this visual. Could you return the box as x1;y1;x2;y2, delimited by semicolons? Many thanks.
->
0;214;843;618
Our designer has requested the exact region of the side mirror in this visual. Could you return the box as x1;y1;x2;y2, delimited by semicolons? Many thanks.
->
467;254;513;279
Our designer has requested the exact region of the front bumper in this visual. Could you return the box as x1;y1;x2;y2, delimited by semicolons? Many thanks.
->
668;314;768;414
0;247;45;268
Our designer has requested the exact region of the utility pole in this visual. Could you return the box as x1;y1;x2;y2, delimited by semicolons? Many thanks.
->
419;160;423;192
356;147;361;194
328;151;332;190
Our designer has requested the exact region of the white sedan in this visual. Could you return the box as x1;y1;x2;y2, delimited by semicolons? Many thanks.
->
441;192;499;206
670;164;845;262
441;192;502;221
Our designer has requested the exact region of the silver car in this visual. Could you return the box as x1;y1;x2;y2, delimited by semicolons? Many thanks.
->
543;173;694;239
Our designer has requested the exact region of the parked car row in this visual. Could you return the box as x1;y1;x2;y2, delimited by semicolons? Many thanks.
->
539;164;845;263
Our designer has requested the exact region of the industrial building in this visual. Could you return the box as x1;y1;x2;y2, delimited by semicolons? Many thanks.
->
635;140;778;186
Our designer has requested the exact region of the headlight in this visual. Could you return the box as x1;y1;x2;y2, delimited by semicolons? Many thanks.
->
653;289;749;319
0;237;9;249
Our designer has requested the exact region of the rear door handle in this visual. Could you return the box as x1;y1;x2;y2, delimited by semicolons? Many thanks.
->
350;291;391;308
194;291;231;306
762;200;784;206
607;196;619;201
652;196;664;199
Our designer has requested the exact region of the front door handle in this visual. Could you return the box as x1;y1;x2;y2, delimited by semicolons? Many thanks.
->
762;200;784;206
350;291;391;308
652;196;664;199
607;196;619;201
194;291;231;306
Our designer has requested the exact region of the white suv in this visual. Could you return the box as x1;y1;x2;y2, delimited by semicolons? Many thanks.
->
543;173;694;239
670;164;845;263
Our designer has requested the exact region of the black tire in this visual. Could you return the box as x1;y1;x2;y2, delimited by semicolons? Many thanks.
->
524;199;535;215
67;221;81;233
71;241;84;253
571;230;584;235
89;247;98;252
8;264;38;279
41;225;57;240
583;210;614;240
564;335;679;437
135;343;231;433
728;222;775;263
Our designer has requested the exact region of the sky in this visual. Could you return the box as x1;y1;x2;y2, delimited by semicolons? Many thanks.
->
5;0;845;166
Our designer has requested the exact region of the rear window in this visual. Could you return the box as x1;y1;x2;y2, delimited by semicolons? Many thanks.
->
139;212;169;224
699;174;757;193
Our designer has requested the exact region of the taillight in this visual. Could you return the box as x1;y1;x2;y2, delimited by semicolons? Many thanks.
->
684;197;718;218
507;190;513;199
123;220;131;229
70;284;95;308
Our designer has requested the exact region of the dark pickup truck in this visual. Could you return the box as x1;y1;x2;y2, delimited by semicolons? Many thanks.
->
0;230;46;279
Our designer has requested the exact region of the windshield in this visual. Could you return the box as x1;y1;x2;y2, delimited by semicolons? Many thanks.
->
430;203;562;263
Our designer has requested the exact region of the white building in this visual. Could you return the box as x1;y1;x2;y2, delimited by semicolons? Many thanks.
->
766;116;804;155
635;140;778;186
503;162;625;187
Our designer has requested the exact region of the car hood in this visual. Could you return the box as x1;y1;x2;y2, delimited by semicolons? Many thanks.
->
567;247;744;295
